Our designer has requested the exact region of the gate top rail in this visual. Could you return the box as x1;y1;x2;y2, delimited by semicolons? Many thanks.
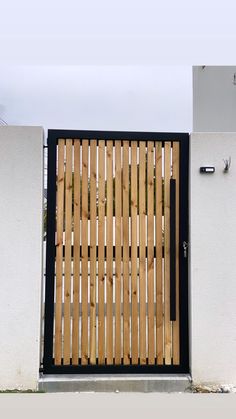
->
48;129;189;143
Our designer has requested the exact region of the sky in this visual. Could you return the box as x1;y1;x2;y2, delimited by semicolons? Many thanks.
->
1;0;235;40
0;65;192;134
0;0;236;135
1;0;236;65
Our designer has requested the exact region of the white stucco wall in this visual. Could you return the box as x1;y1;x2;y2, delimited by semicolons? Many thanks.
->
0;126;43;390
190;132;236;384
193;66;236;132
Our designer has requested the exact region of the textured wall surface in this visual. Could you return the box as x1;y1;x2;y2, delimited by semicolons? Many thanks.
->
0;126;43;390
190;132;236;384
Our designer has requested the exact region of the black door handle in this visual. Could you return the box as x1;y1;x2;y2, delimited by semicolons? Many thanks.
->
170;178;176;321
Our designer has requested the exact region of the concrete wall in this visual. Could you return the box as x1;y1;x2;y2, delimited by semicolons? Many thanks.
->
0;126;43;390
193;66;236;132
190;132;236;384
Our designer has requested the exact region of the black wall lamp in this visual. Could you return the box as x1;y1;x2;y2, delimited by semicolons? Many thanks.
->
199;166;215;174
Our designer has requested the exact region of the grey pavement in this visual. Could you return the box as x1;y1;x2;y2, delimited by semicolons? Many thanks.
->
0;393;236;419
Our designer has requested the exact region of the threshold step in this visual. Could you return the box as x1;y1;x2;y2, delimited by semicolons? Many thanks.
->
39;374;191;393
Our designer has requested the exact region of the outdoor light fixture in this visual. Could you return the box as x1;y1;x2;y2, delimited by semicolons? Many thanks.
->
199;166;215;174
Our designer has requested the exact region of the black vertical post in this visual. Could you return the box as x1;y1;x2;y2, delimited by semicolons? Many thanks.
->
43;134;57;372
170;178;176;321
179;135;189;372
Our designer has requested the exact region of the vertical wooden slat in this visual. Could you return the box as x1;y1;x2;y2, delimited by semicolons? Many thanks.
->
172;142;180;364
147;141;155;364
122;140;130;365
164;142;171;364
81;140;89;365
139;141;146;365
115;141;122;364
98;140;105;364
131;142;138;364
64;139;73;365
55;139;65;365
155;142;163;365
72;140;80;365
90;140;97;365
106;141;113;364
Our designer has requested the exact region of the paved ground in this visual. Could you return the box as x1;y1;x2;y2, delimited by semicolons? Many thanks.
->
0;393;236;418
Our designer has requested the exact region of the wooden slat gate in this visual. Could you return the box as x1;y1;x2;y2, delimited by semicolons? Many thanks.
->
43;130;189;374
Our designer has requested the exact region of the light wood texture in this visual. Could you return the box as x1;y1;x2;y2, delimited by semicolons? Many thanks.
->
172;142;180;364
122;141;130;365
89;140;97;365
155;142;163;365
147;142;155;364
81;140;89;365
55;139;65;365
164;142;171;364
53;137;182;368
72;140;80;365
98;140;105;364
115;141;122;364
131;142;138;364
64;139;73;365
106;141;113;364
139;141;146;365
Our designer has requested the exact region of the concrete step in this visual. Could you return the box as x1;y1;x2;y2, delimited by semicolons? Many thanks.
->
39;374;191;393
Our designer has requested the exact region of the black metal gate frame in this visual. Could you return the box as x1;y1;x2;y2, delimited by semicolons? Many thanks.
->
43;130;189;374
